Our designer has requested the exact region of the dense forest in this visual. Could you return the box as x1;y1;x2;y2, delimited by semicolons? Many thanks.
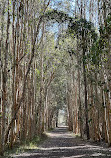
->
0;0;111;156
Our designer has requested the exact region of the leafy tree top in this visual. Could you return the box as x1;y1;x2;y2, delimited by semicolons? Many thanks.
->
44;9;73;23
68;18;98;41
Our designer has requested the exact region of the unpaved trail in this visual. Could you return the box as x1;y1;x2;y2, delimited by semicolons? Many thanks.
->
12;127;111;158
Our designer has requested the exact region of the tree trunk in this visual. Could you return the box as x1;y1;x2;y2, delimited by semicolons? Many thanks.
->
2;0;10;152
83;47;90;140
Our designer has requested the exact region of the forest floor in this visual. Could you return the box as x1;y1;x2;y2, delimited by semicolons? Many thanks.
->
8;127;111;158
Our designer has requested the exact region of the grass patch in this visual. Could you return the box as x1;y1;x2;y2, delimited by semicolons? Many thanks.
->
48;128;54;131
4;133;48;158
71;133;81;138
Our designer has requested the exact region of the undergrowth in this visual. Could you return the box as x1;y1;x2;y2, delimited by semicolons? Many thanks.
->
3;133;48;158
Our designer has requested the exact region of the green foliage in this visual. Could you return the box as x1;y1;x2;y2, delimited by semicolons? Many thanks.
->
88;119;92;124
88;14;111;68
36;68;40;76
87;41;101;66
66;18;98;67
45;9;73;23
98;81;105;87
99;13;111;37
4;134;47;157
68;18;97;41
103;88;110;93
106;13;111;34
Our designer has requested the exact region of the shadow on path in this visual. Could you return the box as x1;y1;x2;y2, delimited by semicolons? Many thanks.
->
13;127;111;158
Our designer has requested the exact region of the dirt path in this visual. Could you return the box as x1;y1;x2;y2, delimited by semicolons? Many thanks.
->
12;127;111;158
